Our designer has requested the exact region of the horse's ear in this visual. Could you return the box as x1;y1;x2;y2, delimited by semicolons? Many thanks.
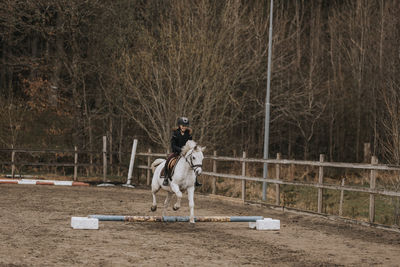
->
201;146;206;152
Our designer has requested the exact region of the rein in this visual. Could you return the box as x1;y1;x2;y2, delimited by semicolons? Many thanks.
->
185;149;202;175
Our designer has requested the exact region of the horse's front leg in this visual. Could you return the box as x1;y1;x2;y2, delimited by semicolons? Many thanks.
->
187;186;195;224
162;191;173;216
170;182;182;211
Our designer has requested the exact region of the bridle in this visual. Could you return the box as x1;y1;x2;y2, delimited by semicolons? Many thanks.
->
185;149;203;175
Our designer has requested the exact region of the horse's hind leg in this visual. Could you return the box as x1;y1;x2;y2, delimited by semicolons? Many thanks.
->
162;191;173;216
151;185;160;212
151;191;158;212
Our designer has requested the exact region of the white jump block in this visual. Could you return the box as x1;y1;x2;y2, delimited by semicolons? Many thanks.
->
71;217;99;230
250;218;280;230
249;218;272;229
249;221;257;229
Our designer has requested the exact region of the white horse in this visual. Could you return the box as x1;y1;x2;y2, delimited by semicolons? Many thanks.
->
150;140;205;224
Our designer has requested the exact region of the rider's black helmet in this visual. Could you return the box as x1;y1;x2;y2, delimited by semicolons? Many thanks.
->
177;117;189;126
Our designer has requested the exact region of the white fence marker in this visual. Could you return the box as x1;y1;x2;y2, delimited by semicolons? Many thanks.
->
123;139;137;188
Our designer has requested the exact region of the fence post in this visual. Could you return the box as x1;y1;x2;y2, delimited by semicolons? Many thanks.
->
54;153;57;175
74;146;78;181
290;163;295;180
317;154;325;213
109;130;113;176
241;151;246;202
275;153;281;206
339;178;345;216
369;156;378;223
212;150;217;194
147;148;151;186
103;136;107;183
11;145;15;178
89;150;93;176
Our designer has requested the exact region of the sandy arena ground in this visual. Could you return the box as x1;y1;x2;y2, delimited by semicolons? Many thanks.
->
0;184;399;266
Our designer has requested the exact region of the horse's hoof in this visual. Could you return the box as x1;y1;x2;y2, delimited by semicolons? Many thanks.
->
189;221;195;225
150;205;157;212
173;206;179;211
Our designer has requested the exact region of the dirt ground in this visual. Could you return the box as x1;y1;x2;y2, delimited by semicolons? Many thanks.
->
0;184;399;267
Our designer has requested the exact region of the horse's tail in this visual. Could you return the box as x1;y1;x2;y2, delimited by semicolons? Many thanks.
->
151;159;165;173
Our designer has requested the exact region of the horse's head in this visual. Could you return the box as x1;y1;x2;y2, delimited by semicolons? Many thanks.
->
182;141;206;176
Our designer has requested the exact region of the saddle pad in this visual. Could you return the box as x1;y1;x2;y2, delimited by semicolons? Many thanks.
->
165;156;180;180
168;157;178;171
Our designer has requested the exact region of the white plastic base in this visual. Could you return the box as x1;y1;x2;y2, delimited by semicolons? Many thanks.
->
71;217;99;230
255;218;280;230
249;221;257;229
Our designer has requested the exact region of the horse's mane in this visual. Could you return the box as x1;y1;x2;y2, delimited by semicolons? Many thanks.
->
181;140;197;155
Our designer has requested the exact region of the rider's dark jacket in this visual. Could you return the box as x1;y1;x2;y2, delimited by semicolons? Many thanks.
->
171;127;193;154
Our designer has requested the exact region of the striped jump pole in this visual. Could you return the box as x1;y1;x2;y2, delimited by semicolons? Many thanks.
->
0;178;89;186
88;215;264;222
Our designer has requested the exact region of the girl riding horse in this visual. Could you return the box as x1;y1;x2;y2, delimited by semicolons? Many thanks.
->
161;117;202;187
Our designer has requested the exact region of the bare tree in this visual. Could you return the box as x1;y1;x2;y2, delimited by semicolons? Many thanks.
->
0;97;29;147
275;0;328;160
111;0;273;149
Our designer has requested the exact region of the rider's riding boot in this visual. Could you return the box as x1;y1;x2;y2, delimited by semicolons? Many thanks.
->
195;177;202;187
162;169;169;186
163;177;169;186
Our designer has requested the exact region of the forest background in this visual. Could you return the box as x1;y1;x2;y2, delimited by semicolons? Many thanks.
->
1;0;399;166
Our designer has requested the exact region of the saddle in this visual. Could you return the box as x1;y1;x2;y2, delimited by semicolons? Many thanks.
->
162;155;180;180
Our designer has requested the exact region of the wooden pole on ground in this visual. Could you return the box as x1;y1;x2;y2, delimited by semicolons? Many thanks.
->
89;215;264;222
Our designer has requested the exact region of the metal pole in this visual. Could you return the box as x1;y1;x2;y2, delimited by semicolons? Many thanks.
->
263;0;274;201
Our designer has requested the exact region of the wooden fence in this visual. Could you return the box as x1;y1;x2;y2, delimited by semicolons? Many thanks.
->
0;137;129;182
135;151;400;225
1;143;400;226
